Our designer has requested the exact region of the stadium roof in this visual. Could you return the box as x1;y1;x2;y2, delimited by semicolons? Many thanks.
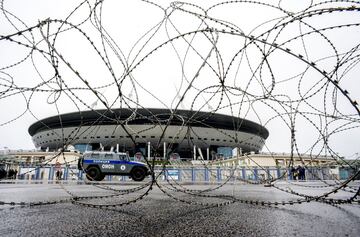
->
29;108;269;139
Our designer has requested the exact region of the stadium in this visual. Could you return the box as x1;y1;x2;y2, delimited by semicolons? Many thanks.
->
28;108;269;160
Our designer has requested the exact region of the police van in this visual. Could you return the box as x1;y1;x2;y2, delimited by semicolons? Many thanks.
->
78;151;150;181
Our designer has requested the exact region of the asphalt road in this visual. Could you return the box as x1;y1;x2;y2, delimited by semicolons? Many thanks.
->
0;181;359;237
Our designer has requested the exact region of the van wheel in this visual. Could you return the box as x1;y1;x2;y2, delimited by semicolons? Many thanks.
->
86;166;104;181
131;167;146;181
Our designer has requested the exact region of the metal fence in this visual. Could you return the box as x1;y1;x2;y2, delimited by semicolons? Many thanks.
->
7;165;358;182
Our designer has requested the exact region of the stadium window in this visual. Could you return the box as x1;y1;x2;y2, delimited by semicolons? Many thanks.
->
151;136;155;138
198;137;202;140
120;136;124;138
190;137;194;140
204;138;207;141
90;136;95;139
126;136;130;138
135;135;140;138
223;139;226;142
216;139;220;141
169;136;173;139
83;137;87;139
176;137;179;139
211;138;214;141
142;136;146;138
111;136;115;138
47;133;49;136
96;136;100;139
75;137;79;140
105;136;109;138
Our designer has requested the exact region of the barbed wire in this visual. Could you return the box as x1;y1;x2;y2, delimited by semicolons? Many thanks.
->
0;0;359;215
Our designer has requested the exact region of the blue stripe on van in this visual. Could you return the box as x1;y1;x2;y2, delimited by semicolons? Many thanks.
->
83;159;145;166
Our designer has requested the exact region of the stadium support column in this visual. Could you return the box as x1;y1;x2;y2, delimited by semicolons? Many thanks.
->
148;142;151;160
116;144;119;153
207;147;209;160
193;145;196;160
163;142;166;160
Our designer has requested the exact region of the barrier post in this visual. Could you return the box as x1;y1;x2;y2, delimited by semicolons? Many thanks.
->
35;167;40;180
49;166;54;180
18;167;22;180
276;167;281;179
78;170;83;179
64;167;69;180
204;168;209;182
288;168;292;180
217;167;221;182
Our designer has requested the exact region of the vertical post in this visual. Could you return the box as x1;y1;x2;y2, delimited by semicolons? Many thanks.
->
147;142;151;160
242;167;246;179
191;167;196;182
163;142;166;160
217;167;221;182
288;168;292;180
35;167;40;180
116;144;119;153
65;167;69;180
164;168;168;181
49;166;54;180
276;167;281;179
204;168;209;182
78;170;83;180
206;147;209;160
254;168;258;181
18;167;21;180
193;145;196;160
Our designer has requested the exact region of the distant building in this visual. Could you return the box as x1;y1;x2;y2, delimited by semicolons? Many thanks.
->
211;152;335;167
0;150;80;166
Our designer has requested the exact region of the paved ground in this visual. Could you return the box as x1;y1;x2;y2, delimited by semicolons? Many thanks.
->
0;180;359;236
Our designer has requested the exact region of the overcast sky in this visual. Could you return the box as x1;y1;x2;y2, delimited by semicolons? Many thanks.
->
0;0;359;158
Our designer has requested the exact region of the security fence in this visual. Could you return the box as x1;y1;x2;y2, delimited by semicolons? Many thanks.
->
5;165;359;182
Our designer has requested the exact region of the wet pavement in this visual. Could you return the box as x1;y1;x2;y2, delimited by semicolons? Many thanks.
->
0;181;359;237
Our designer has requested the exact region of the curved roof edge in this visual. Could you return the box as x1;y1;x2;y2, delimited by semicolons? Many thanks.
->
28;108;269;139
